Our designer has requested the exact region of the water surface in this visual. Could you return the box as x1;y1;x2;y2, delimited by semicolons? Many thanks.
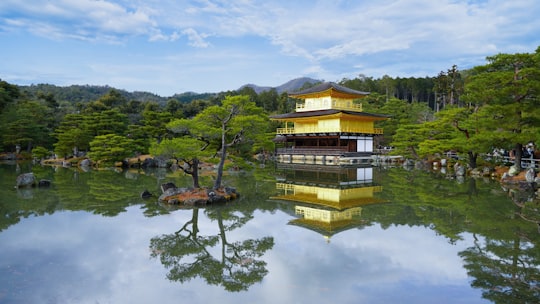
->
0;162;538;304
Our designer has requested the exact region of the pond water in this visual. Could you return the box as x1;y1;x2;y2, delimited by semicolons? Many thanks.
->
0;162;538;304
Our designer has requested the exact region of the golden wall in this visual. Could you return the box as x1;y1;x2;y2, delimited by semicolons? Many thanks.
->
294;117;375;133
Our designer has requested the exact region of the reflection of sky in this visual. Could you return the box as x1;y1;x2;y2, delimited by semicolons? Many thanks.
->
0;207;488;304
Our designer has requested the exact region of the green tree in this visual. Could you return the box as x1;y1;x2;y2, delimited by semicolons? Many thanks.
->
276;92;293;114
141;109;173;144
166;95;269;189
87;134;136;164
164;98;184;118
151;136;211;188
97;89;127;109
88;109;128;136
31;146;50;160
0;79;20;113
258;88;278;112
0;100;53;152
375;98;433;147
197;95;268;189
53;113;94;158
182;99;209;118
416;106;489;168
462;47;540;168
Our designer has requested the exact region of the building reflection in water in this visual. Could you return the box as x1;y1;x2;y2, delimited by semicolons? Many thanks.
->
271;164;386;242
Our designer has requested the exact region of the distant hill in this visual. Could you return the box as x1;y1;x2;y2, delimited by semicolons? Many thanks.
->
19;83;168;104
276;77;322;93
16;77;321;105
170;92;217;103
240;77;321;94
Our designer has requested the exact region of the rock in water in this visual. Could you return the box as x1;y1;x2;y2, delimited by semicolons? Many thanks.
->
38;179;51;187
160;182;176;193
16;173;36;188
141;189;153;199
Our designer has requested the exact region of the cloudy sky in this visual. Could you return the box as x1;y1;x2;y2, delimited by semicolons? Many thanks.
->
1;0;539;96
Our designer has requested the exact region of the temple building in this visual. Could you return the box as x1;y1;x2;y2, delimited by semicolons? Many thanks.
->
271;82;389;165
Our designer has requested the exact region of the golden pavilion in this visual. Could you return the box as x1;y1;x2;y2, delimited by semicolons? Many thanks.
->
271;82;388;165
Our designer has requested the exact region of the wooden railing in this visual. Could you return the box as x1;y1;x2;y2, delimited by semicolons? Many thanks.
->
483;154;539;169
276;127;383;135
296;101;363;112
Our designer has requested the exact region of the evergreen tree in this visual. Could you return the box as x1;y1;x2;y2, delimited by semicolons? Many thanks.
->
463;47;540;168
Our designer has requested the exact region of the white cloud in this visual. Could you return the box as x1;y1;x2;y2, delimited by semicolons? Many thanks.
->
1;0;539;94
182;27;211;48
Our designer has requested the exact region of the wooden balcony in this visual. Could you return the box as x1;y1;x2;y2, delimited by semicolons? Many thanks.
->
276;147;348;156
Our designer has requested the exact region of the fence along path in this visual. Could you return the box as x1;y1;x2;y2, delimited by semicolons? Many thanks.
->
483;153;539;170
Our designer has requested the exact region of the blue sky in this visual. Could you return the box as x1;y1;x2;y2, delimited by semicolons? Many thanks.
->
1;0;539;96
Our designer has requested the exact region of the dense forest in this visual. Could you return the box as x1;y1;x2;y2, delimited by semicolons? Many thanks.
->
0;46;539;171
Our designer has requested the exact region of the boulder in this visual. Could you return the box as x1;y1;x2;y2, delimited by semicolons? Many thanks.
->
79;158;91;167
38;179;51;188
167;198;180;205
161;182;177;193
16;173;36;188
414;160;426;170
224;187;237;196
206;189;226;204
469;168;481;177
508;165;520;177
525;168;536;183
141;157;158;168
482;167;493;176
140;189;153;199
454;164;465;176
403;159;414;167
184;198;208;206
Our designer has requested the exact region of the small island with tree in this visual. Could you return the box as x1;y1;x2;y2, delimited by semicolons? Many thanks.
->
151;95;269;205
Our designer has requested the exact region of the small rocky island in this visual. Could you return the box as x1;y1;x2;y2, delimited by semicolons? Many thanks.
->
148;182;239;206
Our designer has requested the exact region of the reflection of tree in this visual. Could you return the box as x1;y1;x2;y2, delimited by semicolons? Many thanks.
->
364;167;540;302
55;168;157;216
459;188;540;303
0;163;60;231
150;206;274;292
460;233;540;303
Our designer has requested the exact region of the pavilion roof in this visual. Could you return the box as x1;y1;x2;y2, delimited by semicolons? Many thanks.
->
270;109;389;121
289;82;369;99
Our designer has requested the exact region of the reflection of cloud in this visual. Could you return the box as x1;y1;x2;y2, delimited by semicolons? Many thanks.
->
0;206;485;303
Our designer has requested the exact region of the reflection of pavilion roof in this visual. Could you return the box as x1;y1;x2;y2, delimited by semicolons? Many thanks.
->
288;204;366;239
270;181;387;238
289;217;365;238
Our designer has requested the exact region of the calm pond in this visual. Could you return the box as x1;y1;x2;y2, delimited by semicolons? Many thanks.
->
0;161;538;304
